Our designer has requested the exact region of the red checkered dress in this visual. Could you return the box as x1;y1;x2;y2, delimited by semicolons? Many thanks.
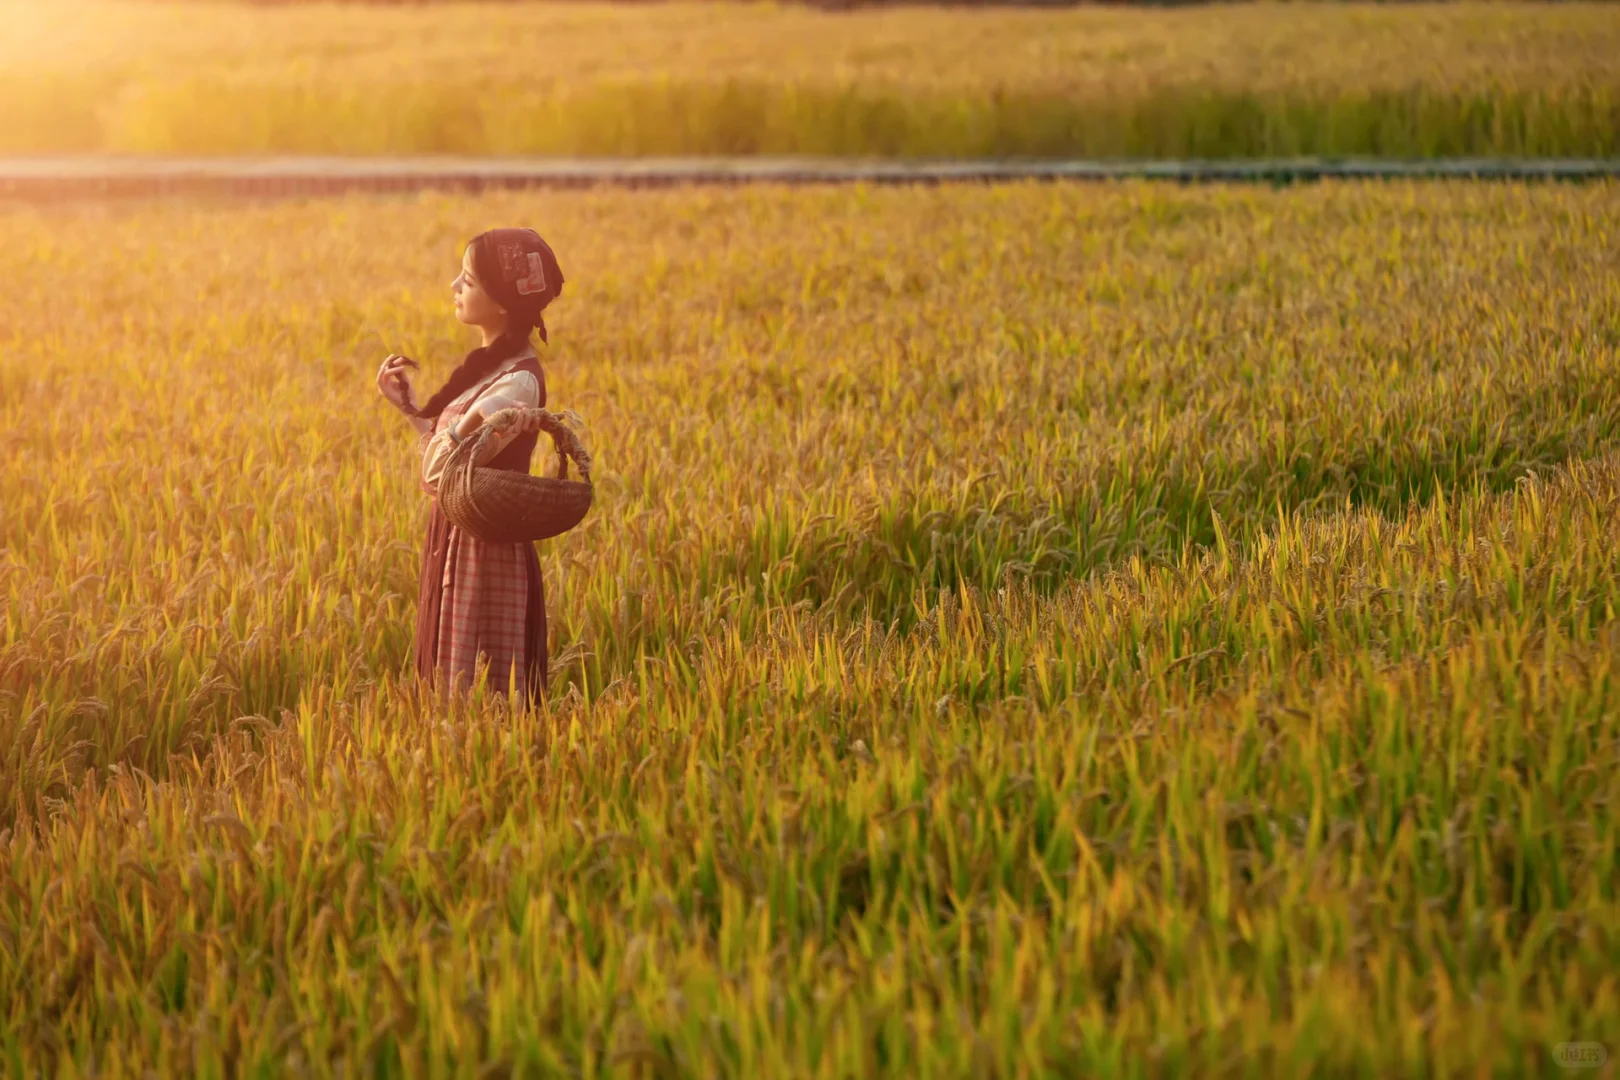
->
414;355;549;703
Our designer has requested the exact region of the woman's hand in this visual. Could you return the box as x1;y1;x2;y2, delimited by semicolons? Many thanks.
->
376;354;419;412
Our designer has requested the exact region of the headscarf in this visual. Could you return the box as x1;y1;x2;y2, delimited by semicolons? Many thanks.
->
471;227;566;343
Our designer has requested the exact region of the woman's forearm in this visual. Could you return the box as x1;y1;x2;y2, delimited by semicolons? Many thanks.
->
452;405;494;441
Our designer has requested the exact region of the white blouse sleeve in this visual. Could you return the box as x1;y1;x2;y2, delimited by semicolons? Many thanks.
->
419;370;542;492
419;427;456;493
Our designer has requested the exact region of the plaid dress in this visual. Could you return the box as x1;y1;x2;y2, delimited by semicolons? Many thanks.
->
414;354;549;703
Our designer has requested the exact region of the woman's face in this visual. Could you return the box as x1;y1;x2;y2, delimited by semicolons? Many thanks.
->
451;246;507;330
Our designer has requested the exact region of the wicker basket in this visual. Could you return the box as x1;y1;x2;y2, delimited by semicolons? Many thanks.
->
437;407;594;544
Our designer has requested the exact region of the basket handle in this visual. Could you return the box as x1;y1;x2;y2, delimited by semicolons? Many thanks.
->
478;407;593;484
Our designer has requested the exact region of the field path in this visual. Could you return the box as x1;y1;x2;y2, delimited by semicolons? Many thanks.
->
4;156;1617;200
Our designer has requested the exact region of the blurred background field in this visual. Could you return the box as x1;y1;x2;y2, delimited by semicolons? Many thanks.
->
2;180;1618;1074
2;1;1618;159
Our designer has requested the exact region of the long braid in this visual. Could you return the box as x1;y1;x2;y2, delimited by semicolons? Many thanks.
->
408;320;534;421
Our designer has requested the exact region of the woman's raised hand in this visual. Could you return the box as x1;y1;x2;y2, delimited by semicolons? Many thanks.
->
376;354;419;411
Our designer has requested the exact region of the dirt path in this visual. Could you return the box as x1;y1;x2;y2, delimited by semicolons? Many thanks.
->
3;156;1616;201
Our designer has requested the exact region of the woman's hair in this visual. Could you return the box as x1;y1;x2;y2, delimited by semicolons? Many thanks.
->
410;230;560;421
411;324;536;422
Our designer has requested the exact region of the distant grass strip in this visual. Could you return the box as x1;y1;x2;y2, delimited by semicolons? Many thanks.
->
2;2;1618;158
11;79;1613;160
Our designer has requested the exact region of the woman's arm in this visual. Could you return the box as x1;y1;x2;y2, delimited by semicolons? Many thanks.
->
459;370;541;457
419;370;541;491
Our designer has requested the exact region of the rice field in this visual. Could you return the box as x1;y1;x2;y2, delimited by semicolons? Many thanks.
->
2;1;1619;159
2;179;1620;1076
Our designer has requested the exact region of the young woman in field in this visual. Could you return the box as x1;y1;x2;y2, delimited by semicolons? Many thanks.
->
375;228;564;705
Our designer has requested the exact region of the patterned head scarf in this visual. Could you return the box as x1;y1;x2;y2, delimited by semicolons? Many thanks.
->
470;228;565;343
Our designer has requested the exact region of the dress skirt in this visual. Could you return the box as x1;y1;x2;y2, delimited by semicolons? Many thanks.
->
414;500;548;705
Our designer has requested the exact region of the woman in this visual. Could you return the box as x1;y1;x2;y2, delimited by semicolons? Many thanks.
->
375;228;565;705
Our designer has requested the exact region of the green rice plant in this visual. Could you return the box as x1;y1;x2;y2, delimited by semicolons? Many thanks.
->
1;180;1618;1075
1;1;1618;158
